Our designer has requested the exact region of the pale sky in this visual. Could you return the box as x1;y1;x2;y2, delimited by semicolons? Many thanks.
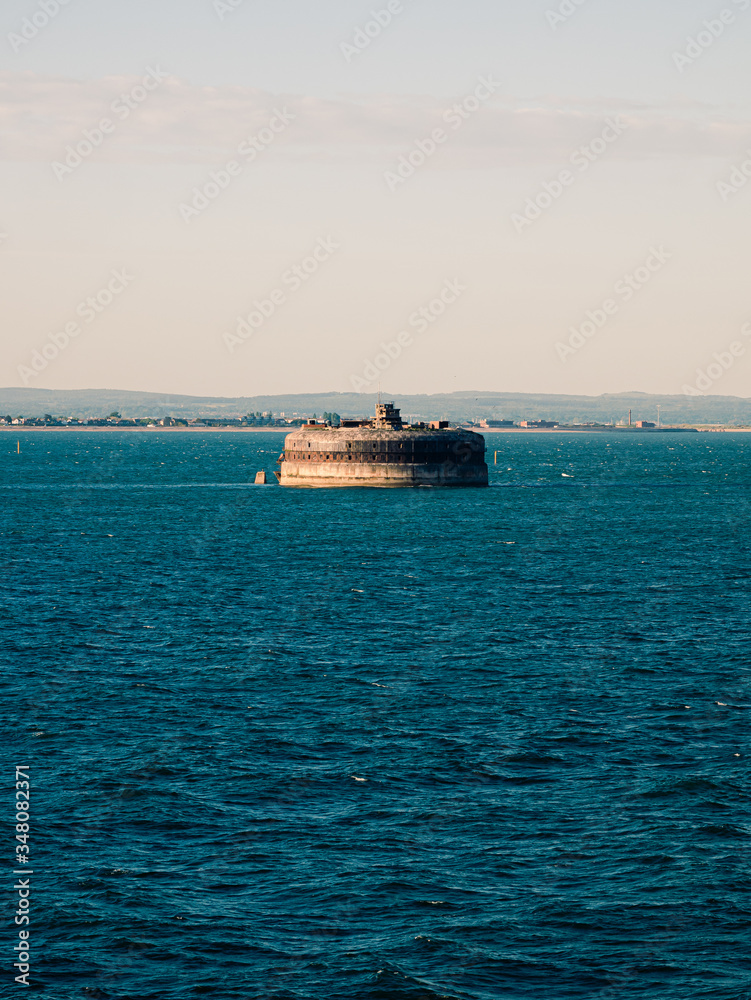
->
3;0;751;397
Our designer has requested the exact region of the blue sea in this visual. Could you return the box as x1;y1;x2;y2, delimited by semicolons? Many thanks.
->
3;430;750;1000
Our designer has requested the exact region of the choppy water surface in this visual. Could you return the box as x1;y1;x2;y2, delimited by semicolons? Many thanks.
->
2;431;750;999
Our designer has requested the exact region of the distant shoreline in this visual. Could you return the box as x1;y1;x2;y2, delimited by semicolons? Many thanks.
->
1;425;747;434
0;426;290;433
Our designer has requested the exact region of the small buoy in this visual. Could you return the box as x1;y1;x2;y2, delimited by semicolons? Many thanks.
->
254;470;268;484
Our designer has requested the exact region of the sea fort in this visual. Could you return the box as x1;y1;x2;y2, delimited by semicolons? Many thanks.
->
276;401;488;487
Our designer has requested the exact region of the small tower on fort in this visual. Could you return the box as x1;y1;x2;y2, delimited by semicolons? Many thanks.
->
373;401;403;429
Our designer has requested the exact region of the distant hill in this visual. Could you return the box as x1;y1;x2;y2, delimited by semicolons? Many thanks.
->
2;387;751;425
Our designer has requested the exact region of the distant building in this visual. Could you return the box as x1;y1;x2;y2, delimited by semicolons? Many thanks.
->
480;419;515;428
635;420;656;428
520;420;558;428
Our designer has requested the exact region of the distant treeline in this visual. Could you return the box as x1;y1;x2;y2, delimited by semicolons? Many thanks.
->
3;389;751;425
0;412;302;428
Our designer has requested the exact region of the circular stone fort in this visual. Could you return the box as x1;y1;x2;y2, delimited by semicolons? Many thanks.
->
276;402;488;487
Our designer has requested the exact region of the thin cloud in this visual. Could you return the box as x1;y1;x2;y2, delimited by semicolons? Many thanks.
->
0;71;749;167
